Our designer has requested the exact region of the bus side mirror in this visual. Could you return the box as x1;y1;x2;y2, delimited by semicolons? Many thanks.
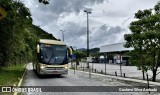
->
37;44;40;53
67;47;72;57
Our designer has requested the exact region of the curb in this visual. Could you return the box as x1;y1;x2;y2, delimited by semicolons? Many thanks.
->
71;69;160;86
13;64;27;95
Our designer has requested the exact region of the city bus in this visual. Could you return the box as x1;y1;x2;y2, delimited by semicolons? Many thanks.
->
33;39;72;76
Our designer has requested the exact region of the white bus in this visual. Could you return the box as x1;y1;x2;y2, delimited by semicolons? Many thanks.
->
33;39;72;76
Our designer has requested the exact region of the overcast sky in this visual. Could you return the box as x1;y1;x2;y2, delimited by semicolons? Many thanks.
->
21;0;158;49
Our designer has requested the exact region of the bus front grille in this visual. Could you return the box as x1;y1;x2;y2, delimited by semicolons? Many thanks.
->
45;67;64;70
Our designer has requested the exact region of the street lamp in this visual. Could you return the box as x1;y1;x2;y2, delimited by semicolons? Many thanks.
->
60;30;65;42
84;9;91;77
84;10;91;57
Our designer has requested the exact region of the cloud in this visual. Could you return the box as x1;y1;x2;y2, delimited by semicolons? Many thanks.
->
21;0;107;39
22;0;105;25
62;23;127;48
21;0;158;48
90;25;127;48
62;22;87;46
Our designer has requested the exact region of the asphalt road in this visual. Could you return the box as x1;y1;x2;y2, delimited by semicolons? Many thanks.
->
21;63;158;95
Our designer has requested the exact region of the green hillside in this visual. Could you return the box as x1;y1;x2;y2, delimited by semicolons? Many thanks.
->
0;0;57;67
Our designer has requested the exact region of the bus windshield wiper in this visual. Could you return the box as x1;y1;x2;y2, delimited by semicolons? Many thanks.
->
47;52;54;64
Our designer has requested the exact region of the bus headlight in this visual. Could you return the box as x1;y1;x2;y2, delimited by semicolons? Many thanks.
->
40;65;45;69
65;66;68;69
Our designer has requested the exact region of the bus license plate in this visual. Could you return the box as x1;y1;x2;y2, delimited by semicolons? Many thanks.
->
53;71;59;74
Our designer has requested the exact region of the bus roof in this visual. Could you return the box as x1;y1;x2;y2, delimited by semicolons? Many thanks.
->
39;39;65;45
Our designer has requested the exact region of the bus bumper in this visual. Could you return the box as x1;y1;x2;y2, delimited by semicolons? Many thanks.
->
39;69;68;75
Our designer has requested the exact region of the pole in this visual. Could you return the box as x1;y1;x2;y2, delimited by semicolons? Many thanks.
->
71;57;73;68
120;53;122;77
87;13;89;57
83;63;85;71
146;73;150;94
84;10;91;69
84;10;91;58
62;30;64;42
105;53;106;75
81;62;82;68
74;63;75;74
60;30;65;42
120;63;122;77
89;64;91;78
92;62;93;72
115;71;117;76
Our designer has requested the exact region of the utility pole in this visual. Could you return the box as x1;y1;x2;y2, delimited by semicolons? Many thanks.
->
60;30;65;42
84;10;91;57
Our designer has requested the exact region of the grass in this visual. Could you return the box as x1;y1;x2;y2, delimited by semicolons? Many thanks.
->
0;64;26;86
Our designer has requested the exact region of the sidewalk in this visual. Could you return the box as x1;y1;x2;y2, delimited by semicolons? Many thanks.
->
72;69;160;87
69;62;160;82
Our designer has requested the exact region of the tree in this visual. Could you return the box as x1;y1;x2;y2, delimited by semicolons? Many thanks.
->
0;0;32;66
89;48;100;57
0;0;57;67
39;0;49;5
124;1;160;82
73;50;87;61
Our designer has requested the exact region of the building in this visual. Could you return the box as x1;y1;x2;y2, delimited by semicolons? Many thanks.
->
99;42;133;65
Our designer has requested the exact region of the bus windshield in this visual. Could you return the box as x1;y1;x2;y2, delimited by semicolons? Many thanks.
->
40;44;67;65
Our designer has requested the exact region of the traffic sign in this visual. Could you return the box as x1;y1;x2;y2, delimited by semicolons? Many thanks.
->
72;54;76;59
0;6;7;20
